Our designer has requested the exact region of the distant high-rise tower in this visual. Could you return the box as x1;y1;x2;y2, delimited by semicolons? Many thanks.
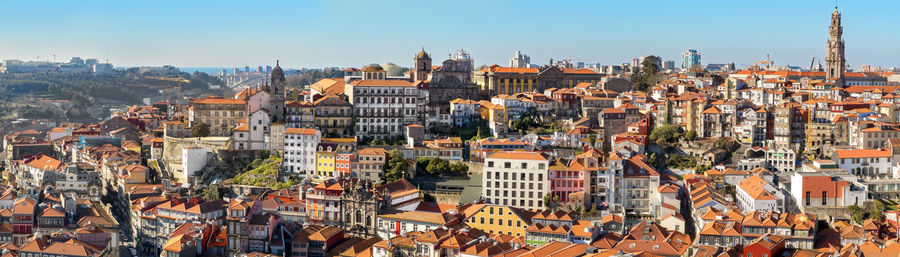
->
663;61;675;70
826;6;846;81
413;48;432;81
681;49;701;70
509;51;530;68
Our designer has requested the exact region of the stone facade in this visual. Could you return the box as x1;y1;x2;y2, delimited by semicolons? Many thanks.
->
420;49;480;107
339;181;390;237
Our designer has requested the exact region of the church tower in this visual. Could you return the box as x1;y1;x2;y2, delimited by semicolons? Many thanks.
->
826;6;846;82
413;48;432;81
269;60;286;122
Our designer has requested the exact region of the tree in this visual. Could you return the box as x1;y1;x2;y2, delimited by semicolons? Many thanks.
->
633;56;660;92
416;157;431;170
384;150;409;182
201;184;222;201
848;204;865;224
426;158;450;176
684;130;698;142
423;193;436;202
191;122;210;137
474;126;485;140
649;124;681;143
449;162;469;176
870;201;885;221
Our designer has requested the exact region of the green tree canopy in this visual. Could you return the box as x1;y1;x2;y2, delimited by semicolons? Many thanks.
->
649;124;682;143
191;122;210;137
685;130;698;142
201;184;222;201
633;56;661;92
384;150;409;182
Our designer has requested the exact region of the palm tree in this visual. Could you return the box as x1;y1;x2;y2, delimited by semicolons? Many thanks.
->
201;185;222;201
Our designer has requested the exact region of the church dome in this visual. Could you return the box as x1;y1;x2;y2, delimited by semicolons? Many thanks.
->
416;48;430;59
362;63;384;72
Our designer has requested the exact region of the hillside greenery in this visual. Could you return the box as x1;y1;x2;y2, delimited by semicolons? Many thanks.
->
227;156;296;189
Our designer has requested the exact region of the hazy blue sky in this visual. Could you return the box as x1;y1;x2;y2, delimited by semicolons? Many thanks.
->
1;0;898;70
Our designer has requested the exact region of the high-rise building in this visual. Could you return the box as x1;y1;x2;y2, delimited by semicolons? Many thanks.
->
244;66;250;73
509;50;531;68
826;6;846;81
681;49;701;70
662;61;675;70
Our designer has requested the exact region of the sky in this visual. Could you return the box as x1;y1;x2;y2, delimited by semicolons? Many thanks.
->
1;0;899;70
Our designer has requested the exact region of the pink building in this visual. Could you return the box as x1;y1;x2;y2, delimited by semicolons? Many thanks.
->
549;149;604;203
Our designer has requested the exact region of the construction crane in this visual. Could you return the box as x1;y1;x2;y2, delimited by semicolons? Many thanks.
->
809;56;816;71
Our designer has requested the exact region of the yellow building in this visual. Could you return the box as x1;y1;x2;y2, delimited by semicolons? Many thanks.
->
315;146;337;179
473;65;602;96
479;101;508;124
462;204;532;237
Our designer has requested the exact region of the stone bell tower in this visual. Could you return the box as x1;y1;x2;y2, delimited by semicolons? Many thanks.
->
413;48;432;81
825;6;846;83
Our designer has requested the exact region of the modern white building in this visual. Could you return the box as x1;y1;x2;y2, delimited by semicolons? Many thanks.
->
482;151;550;210
181;147;210;185
735;175;785;212
509;51;531;68
282;128;321;176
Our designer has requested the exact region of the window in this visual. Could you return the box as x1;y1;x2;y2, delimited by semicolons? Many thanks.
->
504;162;511;168
521;163;528;169
487;161;494;168
805;191;811;206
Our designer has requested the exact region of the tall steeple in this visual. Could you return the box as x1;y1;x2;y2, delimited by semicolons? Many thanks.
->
269;60;286;122
413;48;432;81
826;6;846;82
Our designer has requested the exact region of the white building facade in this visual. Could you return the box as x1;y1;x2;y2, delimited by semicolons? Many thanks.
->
282;128;322;176
482;151;550;210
